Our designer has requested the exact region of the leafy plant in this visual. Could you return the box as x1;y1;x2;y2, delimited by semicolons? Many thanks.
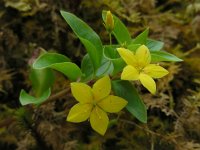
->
19;10;182;135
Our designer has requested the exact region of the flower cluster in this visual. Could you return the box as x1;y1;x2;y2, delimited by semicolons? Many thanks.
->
67;45;169;135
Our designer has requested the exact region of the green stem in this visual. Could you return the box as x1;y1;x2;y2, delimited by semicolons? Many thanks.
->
41;88;70;105
109;33;112;45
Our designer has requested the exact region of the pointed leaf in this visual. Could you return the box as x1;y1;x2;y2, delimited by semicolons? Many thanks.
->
112;80;147;123
146;39;164;51
79;37;100;70
151;51;183;62
132;28;149;45
81;54;94;81
61;10;103;67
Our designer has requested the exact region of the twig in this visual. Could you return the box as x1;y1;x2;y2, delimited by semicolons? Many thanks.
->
41;88;70;105
183;44;199;57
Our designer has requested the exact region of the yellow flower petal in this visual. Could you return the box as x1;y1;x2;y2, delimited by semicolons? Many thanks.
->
67;103;93;122
98;95;127;113
92;76;111;102
143;64;169;78
90;106;109;135
139;73;156;94
71;82;93;103
117;48;137;66
135;45;151;67
121;65;139;80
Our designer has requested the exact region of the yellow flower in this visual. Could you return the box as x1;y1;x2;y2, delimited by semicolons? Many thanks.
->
117;45;169;94
67;76;127;135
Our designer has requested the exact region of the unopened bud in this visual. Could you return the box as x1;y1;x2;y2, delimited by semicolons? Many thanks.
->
105;11;114;33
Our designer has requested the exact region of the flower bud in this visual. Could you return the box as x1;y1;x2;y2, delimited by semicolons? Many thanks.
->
105;11;114;33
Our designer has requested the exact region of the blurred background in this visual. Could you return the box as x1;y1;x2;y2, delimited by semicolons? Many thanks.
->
0;0;200;150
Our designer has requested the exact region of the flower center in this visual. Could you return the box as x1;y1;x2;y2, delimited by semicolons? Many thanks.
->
92;100;97;106
136;65;145;73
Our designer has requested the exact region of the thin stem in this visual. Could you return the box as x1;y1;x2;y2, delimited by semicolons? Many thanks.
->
183;44;199;57
41;88;70;105
109;33;112;45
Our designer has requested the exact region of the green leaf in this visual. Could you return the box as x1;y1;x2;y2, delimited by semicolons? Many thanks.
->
33;53;70;69
81;54;94;81
103;45;125;75
112;80;147;123
60;10;103;68
30;68;54;97
33;53;82;81
146;39;164;51
112;58;126;75
50;62;82;81
132;28;149;45
103;45;120;60
81;54;113;80
95;58;113;77
151;51;183;62
79;37;100;70
127;44;141;52
102;10;132;45
19;88;51;105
